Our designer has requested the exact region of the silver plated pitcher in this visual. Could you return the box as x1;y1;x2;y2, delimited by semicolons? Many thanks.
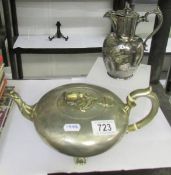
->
102;6;163;79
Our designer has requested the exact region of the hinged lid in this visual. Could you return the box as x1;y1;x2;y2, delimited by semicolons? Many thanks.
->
115;7;139;18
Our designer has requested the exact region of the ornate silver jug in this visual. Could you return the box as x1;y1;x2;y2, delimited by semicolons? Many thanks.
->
102;7;163;79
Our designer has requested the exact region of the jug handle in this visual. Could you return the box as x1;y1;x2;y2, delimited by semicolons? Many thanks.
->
124;86;159;132
138;7;163;50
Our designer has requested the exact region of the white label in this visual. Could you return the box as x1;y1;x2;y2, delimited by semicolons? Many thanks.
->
64;124;81;132
91;120;116;136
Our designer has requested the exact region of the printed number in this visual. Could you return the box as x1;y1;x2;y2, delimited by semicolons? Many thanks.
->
91;120;116;135
97;123;112;132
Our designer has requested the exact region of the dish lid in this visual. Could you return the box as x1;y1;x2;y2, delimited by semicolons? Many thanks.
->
34;83;128;157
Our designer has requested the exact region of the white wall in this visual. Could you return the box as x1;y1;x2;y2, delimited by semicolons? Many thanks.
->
15;0;112;78
16;0;112;36
21;53;101;78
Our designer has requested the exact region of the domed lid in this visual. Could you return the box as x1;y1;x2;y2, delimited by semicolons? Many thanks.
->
33;83;128;157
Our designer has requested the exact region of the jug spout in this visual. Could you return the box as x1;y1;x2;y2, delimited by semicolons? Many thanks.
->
104;11;112;18
104;11;117;30
7;90;36;121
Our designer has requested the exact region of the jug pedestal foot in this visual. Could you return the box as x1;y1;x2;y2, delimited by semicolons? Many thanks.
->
74;157;87;165
107;72;133;80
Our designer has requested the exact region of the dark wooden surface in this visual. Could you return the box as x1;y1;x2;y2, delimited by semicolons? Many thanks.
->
48;167;171;175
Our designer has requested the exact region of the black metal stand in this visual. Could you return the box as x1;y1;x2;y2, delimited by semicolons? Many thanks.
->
48;21;68;41
148;0;171;83
2;0;18;79
166;66;171;94
0;38;8;66
0;12;8;67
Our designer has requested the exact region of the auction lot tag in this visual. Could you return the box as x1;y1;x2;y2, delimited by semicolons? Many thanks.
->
91;120;116;136
64;124;81;132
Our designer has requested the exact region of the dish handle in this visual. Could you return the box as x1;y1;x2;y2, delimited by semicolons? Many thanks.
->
124;86;159;132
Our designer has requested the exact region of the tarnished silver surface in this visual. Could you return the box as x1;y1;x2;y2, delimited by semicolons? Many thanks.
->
32;83;129;157
7;83;159;163
103;7;163;79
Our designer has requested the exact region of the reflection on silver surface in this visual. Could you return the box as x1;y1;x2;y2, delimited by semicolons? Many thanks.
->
103;6;163;79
